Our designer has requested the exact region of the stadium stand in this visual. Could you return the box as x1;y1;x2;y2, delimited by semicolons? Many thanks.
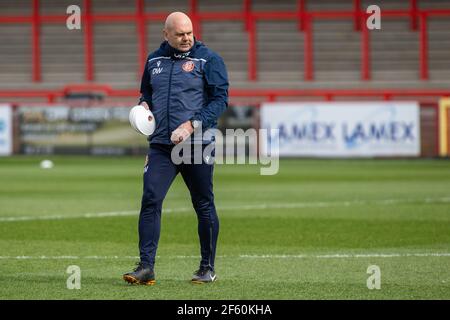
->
1;0;450;93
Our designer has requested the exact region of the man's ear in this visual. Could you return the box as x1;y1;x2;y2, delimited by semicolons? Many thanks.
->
163;29;168;41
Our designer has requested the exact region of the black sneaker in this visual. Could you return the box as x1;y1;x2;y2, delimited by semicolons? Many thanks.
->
191;266;217;284
123;262;156;285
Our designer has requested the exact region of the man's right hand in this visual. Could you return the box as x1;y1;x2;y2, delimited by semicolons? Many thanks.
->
140;101;150;110
140;101;153;121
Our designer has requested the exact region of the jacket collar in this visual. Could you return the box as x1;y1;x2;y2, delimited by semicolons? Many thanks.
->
160;39;200;59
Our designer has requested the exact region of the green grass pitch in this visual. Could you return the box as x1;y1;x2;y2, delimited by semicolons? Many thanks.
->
0;156;449;299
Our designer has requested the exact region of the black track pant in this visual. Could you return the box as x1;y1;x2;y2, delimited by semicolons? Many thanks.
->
138;143;219;271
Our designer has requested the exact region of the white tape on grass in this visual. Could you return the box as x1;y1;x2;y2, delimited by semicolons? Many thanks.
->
1;252;450;260
0;196;450;222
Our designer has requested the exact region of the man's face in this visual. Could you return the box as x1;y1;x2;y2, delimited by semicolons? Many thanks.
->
164;21;194;52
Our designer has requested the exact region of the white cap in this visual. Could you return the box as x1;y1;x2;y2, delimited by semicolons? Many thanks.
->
129;105;156;136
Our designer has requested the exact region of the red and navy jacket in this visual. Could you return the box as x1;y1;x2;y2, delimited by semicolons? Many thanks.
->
139;40;229;144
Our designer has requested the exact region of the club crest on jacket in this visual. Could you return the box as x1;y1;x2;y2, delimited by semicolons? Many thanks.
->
182;61;195;72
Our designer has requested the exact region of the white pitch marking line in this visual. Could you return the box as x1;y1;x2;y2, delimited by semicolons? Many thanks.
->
1;196;450;222
1;253;450;260
241;253;450;259
0;255;199;260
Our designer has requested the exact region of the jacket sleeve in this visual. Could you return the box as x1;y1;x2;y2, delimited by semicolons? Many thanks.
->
194;54;229;128
138;58;153;108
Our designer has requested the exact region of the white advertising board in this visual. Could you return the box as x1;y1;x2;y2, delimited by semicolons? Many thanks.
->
260;102;420;157
0;104;13;156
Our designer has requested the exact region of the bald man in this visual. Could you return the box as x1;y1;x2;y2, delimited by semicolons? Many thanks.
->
123;12;228;285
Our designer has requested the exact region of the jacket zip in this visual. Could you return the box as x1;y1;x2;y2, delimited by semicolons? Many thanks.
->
166;60;175;142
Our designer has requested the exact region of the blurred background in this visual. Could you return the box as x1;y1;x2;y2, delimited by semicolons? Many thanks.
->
0;0;449;158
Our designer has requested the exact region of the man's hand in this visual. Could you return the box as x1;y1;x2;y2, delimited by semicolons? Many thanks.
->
140;101;150;110
140;101;153;121
171;120;194;144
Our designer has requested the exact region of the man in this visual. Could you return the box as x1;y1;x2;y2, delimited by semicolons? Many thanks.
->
123;12;228;285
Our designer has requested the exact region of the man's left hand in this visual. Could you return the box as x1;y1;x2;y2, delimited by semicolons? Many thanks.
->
171;120;194;144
